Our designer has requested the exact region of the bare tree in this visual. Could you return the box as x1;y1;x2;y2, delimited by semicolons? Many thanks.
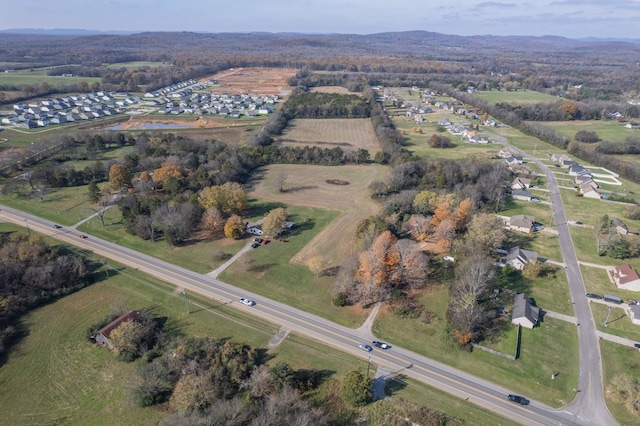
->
277;170;288;192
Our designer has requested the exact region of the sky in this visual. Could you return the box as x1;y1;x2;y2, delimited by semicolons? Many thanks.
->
1;0;639;39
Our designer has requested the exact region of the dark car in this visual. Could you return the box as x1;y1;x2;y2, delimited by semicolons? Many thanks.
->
251;242;260;248
586;293;602;299
372;341;390;349
52;224;62;229
508;394;529;405
253;237;261;242
79;234;87;239
634;343;640;349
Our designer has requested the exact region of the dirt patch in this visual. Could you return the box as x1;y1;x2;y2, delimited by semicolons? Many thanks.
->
248;164;389;266
204;67;297;96
310;86;355;94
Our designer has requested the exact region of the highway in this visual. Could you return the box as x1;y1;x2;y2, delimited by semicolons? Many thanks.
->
1;204;590;425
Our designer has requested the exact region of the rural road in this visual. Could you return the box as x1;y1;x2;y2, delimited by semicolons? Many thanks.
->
0;205;591;425
491;134;618;426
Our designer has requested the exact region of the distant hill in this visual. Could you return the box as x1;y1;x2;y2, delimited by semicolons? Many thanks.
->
0;28;137;36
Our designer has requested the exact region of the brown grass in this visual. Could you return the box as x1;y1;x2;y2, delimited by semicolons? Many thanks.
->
276;118;381;152
310;86;355;94
248;164;389;265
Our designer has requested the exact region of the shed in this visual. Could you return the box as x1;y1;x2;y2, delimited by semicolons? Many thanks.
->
511;293;540;329
94;310;139;349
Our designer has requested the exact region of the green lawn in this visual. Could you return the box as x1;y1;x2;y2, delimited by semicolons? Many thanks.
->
591;303;640;342
373;286;579;407
545;120;633;143
600;340;640;425
219;205;369;328
473;90;560;105
580;266;640;303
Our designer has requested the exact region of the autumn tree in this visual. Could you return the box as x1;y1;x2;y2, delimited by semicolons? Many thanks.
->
171;372;218;413
454;198;473;230
198;182;248;216
109;319;150;361
200;207;225;236
262;207;287;237
464;213;507;251
432;219;455;252
412;190;438;215
108;163;131;191
224;214;245;240
403;214;432;242
448;253;495;344
152;163;183;187
307;255;326;277
560;100;580;120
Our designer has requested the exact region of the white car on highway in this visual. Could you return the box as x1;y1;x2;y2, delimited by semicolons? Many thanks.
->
240;298;256;306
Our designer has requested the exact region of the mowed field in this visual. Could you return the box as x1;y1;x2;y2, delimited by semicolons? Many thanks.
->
310;86;355;94
248;163;389;266
473;89;560;104
0;67;101;88
276;118;381;152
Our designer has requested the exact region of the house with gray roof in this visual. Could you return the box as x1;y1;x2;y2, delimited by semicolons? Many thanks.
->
511;293;540;329
506;246;538;271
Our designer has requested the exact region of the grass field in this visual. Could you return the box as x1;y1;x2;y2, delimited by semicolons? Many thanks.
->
373;286;579;407
545;120;633;143
277;118;381;152
600;340;640;425
0;226;282;425
0;67;101;88
309;86;355;94
579;266;640;303
473;90;560;105
219;204;371;328
247;164;388;266
591;303;640;342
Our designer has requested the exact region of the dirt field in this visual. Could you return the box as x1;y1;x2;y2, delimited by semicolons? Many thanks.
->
276;118;381;152
248;163;389;266
204;67;298;95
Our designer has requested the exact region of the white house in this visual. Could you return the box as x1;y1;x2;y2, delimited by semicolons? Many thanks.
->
511;177;531;190
580;183;601;199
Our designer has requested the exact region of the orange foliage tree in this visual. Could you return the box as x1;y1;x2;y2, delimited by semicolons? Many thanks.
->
152;163;183;187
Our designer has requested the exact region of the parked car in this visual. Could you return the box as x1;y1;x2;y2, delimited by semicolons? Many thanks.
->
530;197;541;203
628;300;638;305
358;344;373;352
252;237;261;242
634;343;640;349
251;242;260;248
372;341;390;349
79;234;87;239
52;224;62;229
240;298;256;306
586;293;602;299
261;239;270;245
508;394;529;405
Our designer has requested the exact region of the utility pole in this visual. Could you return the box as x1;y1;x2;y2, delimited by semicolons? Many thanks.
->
182;289;190;314
604;305;613;327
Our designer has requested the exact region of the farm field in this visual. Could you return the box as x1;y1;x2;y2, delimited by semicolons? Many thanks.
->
544;120;633;143
0;67;101;88
473;89;560;105
372;286;579;407
276;118;381;152
310;86;354;94
247;163;389;266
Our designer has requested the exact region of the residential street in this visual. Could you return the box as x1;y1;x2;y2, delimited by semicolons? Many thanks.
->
491;133;618;425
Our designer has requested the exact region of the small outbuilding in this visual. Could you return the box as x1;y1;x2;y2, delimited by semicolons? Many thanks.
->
93;310;139;349
511;293;540;329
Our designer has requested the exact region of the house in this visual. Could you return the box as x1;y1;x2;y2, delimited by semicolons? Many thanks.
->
506;246;538;271
504;156;523;166
580;182;601;199
611;218;628;235
630;305;640;325
93;310;139;349
509;215;535;233
511;177;531;190
245;219;265;236
612;264;640;292
574;174;595;186
511;293;540;329
511;189;533;201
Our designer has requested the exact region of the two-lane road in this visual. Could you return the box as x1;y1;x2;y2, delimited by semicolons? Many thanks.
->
0;205;590;425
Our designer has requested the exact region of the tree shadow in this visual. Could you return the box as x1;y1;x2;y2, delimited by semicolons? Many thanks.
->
255;347;274;365
249;262;279;273
494;266;532;295
281;185;318;193
245;199;287;218
321;266;340;277
296;368;335;390
384;373;408;396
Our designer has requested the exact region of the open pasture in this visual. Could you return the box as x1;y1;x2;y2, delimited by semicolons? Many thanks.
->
473;89;560;105
276;118;381;152
0;67;101;88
